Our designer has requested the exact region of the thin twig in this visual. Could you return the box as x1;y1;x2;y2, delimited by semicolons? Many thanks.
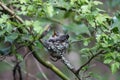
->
0;2;24;23
60;54;82;80
4;60;40;80
13;61;23;80
34;57;49;80
23;51;33;60
75;50;106;74
24;49;49;80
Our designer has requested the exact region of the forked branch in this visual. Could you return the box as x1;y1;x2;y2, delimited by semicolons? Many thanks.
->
75;50;106;74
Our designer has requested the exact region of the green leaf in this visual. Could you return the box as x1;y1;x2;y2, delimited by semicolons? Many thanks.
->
93;1;103;5
25;20;32;26
0;30;5;36
1;14;9;21
35;41;44;49
80;48;90;53
104;59;112;64
84;40;89;46
44;3;54;17
96;14;107;24
16;53;23;61
22;34;33;41
64;23;90;35
5;33;18;43
96;8;105;12
78;0;89;5
83;38;92;46
112;34;120;43
111;62;120;73
0;14;9;24
81;5;90;13
6;22;13;32
27;5;34;12
20;0;29;4
111;27;119;34
33;21;43;33
0;47;11;55
21;5;26;11
0;42;11;55
70;0;77;5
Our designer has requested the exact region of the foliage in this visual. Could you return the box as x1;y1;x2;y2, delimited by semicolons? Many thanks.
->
0;0;120;80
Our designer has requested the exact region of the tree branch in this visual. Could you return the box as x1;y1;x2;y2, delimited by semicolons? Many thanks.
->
0;2;24;23
75;50;106;74
30;47;70;80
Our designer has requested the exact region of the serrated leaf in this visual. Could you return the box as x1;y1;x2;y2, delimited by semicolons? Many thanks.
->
93;1;103;5
33;21;43;33
104;59;112;64
96;8;105;12
70;0;77;5
81;5;90;13
0;14;9;24
27;5;34;12
5;33;18;43
44;3;54;17
1;14;9;21
96;14;106;24
21;5;26;11
111;63;116;73
111;62;120;73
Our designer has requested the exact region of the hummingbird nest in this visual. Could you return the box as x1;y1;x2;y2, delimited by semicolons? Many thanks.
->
44;32;69;61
